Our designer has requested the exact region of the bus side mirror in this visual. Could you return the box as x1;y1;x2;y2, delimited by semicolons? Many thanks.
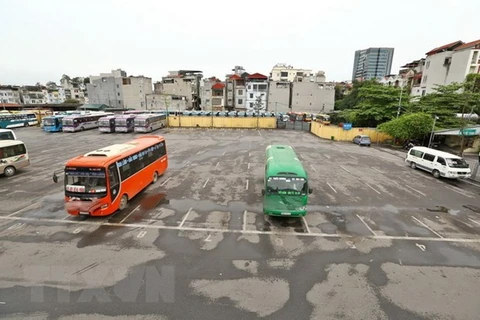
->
308;188;313;194
261;189;265;195
53;173;58;183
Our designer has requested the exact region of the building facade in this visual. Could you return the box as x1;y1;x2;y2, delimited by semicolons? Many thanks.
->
20;86;47;104
60;78;87;103
270;63;313;82
44;88;66;104
445;39;480;84
352;47;395;81
0;86;22;104
224;73;247;111
158;70;202;109
268;71;335;113
245;73;268;111
87;69;152;109
211;82;225;111
146;94;187;110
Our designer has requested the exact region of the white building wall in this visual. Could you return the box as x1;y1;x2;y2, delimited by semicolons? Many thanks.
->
0;89;22;104
270;64;313;82
245;81;268;111
415;52;452;96
446;49;479;84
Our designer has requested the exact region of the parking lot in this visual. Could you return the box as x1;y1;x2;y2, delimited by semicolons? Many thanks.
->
1;127;480;319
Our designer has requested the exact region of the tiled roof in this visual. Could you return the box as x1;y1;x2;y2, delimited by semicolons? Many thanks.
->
229;74;242;80
247;73;268;80
425;40;463;56
212;82;225;89
454;39;480;51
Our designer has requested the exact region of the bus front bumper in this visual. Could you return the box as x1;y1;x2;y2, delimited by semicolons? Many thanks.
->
65;199;109;216
264;208;307;217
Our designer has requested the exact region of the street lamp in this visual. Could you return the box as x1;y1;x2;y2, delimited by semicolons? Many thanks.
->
428;115;439;148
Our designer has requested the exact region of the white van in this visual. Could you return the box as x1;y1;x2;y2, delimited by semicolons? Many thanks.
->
0;129;17;140
0;140;30;177
405;146;471;179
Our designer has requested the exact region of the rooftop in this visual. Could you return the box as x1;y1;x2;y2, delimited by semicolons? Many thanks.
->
212;82;225;90
247;73;268;80
454;39;480;51
425;40;463;56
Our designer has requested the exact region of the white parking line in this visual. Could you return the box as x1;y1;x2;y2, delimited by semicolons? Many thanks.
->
257;130;262;136
323;154;331;159
299;154;305;160
349;155;356;160
411;216;444;238
243;210;247;231
179;207;193;228
356;214;377;236
301;216;311;233
310;164;317;172
202;178;210;188
222;151;226;156
445;185;474;198
406;185;426;197
7;202;42;217
215;162;220;168
245;179;249;190
326;182;337;193
247;163;250;170
467;218;480;227
119;205;141;224
365;183;381;194
160;177;171;187
339;165;351;173
0;215;479;243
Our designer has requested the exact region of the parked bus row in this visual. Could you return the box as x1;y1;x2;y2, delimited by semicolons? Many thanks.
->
0;112;38;129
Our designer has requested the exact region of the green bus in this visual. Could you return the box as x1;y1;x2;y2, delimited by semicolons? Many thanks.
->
262;145;312;217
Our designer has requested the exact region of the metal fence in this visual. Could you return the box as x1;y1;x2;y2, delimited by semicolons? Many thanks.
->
277;120;311;131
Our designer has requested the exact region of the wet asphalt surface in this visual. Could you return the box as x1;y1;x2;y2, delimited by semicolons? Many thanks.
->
0;126;480;320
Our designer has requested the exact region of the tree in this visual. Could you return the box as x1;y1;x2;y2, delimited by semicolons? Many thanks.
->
377;113;434;140
341;81;408;127
335;79;378;111
83;77;90;85
253;95;265;112
61;74;71;83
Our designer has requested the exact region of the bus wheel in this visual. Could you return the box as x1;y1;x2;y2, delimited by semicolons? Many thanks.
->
4;166;16;177
119;195;128;210
152;171;158;184
24;122;29;127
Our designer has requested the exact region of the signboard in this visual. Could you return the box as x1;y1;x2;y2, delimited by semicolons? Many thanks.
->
459;128;477;136
343;123;352;130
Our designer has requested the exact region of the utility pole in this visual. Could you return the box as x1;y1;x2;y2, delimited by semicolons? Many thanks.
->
396;85;404;118
428;115;438;148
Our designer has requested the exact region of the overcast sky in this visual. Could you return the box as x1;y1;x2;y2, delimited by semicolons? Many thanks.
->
1;0;479;85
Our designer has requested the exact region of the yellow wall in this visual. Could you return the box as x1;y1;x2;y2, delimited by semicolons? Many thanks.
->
310;121;392;143
167;116;276;129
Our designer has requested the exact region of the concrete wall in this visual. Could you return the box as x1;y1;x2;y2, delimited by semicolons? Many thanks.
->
167;116;276;129
121;77;153;109
446;49;472;84
87;77;124;108
291;82;335;114
161;78;193;107
267;81;291;113
146;94;187;111
310;121;392;143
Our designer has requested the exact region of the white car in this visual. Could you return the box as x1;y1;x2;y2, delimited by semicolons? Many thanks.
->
405;146;471;179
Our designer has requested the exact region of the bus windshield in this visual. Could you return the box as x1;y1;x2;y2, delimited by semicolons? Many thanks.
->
65;168;107;194
43;118;56;126
63;119;75;126
266;177;307;195
135;119;147;126
99;119;111;126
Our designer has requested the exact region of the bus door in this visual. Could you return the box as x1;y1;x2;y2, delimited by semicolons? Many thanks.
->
108;164;121;202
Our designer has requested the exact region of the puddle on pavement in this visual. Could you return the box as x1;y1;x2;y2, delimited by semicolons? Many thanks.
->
463;205;480;214
427;206;450;213
324;211;346;232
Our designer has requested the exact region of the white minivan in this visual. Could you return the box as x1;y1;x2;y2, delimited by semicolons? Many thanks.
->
405;146;471;179
0;129;17;140
0;140;30;177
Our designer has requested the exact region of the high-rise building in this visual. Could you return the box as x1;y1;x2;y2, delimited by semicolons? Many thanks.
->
352;47;395;81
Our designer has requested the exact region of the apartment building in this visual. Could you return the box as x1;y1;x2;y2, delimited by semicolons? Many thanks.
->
270;63;313;82
445;39;480;84
44;87;66;104
211;82;225;111
245;73;268;111
86;69;152;109
20;86;47;104
158;70;202;109
268;71;335;113
352;47;395;81
0;86;22;104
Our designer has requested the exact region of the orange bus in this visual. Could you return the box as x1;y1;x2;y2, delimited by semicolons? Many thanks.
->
54;135;168;216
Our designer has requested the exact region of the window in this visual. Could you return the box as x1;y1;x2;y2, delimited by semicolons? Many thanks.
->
258;84;267;91
117;92;120;96
423;153;435;162
238;99;243;104
410;150;424;158
436;157;446;166
426;61;430;69
116;84;119;88
249;102;253;108
422;75;428;84
280;72;288;77
238;89;243;95
250;93;253;99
